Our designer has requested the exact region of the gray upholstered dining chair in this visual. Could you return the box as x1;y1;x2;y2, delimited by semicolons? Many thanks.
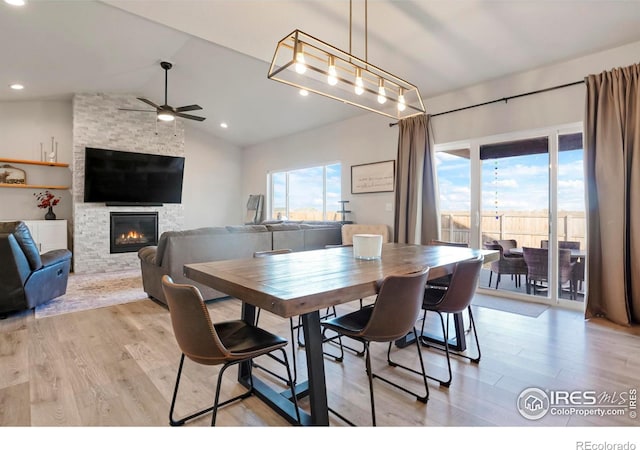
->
161;275;300;426
417;256;483;387
321;268;430;426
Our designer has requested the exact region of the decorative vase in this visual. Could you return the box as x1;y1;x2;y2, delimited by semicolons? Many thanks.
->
44;206;56;220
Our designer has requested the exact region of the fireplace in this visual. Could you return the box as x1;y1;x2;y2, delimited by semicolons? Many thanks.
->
110;212;158;254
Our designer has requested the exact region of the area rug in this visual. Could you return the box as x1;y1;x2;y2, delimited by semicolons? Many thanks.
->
34;269;148;319
472;294;549;318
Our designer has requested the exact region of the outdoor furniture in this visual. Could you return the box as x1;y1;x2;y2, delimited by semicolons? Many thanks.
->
522;247;576;299
494;239;520;257
484;242;528;289
541;240;581;250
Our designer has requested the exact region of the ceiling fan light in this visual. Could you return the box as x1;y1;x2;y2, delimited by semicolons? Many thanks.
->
157;111;175;122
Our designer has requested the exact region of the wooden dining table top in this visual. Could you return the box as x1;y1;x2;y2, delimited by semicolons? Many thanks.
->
184;243;498;319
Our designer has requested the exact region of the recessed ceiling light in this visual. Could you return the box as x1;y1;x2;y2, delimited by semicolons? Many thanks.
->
220;122;228;129
299;89;309;96
10;83;24;90
4;0;26;6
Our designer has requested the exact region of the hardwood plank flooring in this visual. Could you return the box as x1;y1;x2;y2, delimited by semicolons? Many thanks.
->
0;294;639;430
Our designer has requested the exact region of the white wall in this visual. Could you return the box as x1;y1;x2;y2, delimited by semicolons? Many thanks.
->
182;126;243;227
428;40;640;144
0;100;73;221
242;112;398;229
241;39;640;237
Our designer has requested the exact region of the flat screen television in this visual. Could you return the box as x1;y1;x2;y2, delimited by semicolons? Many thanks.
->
83;147;185;205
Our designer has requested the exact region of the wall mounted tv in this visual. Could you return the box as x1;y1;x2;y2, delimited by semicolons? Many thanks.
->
83;147;185;205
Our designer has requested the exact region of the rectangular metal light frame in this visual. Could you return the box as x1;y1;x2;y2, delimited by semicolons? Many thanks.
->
268;30;426;120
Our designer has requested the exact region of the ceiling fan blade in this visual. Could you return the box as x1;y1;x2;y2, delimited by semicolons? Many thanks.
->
175;104;202;112
175;112;206;121
175;112;206;122
137;97;159;109
118;108;156;112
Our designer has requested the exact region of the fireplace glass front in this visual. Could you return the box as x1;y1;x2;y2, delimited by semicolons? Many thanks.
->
110;212;158;254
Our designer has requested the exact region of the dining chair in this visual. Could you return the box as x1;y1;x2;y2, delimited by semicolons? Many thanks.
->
161;275;300;426
415;256;483;387
321;268;430;426
426;239;468;288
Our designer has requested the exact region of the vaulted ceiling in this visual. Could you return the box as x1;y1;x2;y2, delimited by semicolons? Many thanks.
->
3;1;640;147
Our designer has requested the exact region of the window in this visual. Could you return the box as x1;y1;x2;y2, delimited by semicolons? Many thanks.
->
270;163;342;221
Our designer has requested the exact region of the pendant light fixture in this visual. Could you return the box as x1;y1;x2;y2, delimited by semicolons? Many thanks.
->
267;0;425;120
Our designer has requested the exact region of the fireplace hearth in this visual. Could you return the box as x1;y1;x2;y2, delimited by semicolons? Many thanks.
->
110;212;158;254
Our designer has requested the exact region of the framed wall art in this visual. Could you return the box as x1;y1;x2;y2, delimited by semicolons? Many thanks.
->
351;160;395;194
0;164;26;185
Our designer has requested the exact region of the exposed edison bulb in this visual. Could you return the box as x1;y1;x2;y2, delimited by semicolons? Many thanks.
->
377;79;387;104
354;68;364;95
294;42;306;74
327;56;338;86
397;88;407;112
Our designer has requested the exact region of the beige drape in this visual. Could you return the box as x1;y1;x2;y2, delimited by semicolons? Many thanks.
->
584;63;640;326
394;114;439;244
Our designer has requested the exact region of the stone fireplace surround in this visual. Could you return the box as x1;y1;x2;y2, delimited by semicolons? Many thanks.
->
72;93;185;274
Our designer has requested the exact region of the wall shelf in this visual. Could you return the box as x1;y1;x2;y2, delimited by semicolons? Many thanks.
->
0;157;68;168
0;183;69;190
1;157;70;189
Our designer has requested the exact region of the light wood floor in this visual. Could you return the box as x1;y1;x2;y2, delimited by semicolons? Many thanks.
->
1;294;639;428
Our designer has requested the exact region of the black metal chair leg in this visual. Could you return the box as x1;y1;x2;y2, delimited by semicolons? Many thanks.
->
364;342;376;426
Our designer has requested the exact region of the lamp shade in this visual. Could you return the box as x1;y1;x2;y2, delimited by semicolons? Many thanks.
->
268;30;425;120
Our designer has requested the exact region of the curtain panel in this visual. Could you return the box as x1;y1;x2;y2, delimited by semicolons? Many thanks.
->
393;114;439;244
584;62;640;326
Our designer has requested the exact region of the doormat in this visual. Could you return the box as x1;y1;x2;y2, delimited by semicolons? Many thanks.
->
472;294;549;318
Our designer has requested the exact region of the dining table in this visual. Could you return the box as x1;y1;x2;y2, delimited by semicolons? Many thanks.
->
183;242;498;426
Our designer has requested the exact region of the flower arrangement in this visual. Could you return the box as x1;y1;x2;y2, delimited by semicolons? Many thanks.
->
34;190;61;209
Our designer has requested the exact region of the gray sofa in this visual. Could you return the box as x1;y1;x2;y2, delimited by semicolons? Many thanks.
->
138;222;342;305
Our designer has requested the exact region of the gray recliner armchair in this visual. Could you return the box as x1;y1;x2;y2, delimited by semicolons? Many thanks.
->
0;221;72;315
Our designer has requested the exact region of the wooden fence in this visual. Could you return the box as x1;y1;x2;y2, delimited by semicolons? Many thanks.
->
441;211;586;249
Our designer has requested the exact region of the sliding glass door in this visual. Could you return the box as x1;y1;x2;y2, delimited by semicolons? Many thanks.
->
434;125;586;307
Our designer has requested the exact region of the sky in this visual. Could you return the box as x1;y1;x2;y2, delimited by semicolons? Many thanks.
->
436;149;585;214
271;163;342;219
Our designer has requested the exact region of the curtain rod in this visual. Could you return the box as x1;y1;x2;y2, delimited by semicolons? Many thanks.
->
388;79;585;127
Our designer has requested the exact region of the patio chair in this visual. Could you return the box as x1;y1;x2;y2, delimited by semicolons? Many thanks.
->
484;242;528;289
522;247;576;299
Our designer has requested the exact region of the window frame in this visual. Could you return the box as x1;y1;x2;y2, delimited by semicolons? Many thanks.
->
268;161;342;222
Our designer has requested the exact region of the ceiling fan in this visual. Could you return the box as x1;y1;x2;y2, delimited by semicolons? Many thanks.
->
120;61;206;122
